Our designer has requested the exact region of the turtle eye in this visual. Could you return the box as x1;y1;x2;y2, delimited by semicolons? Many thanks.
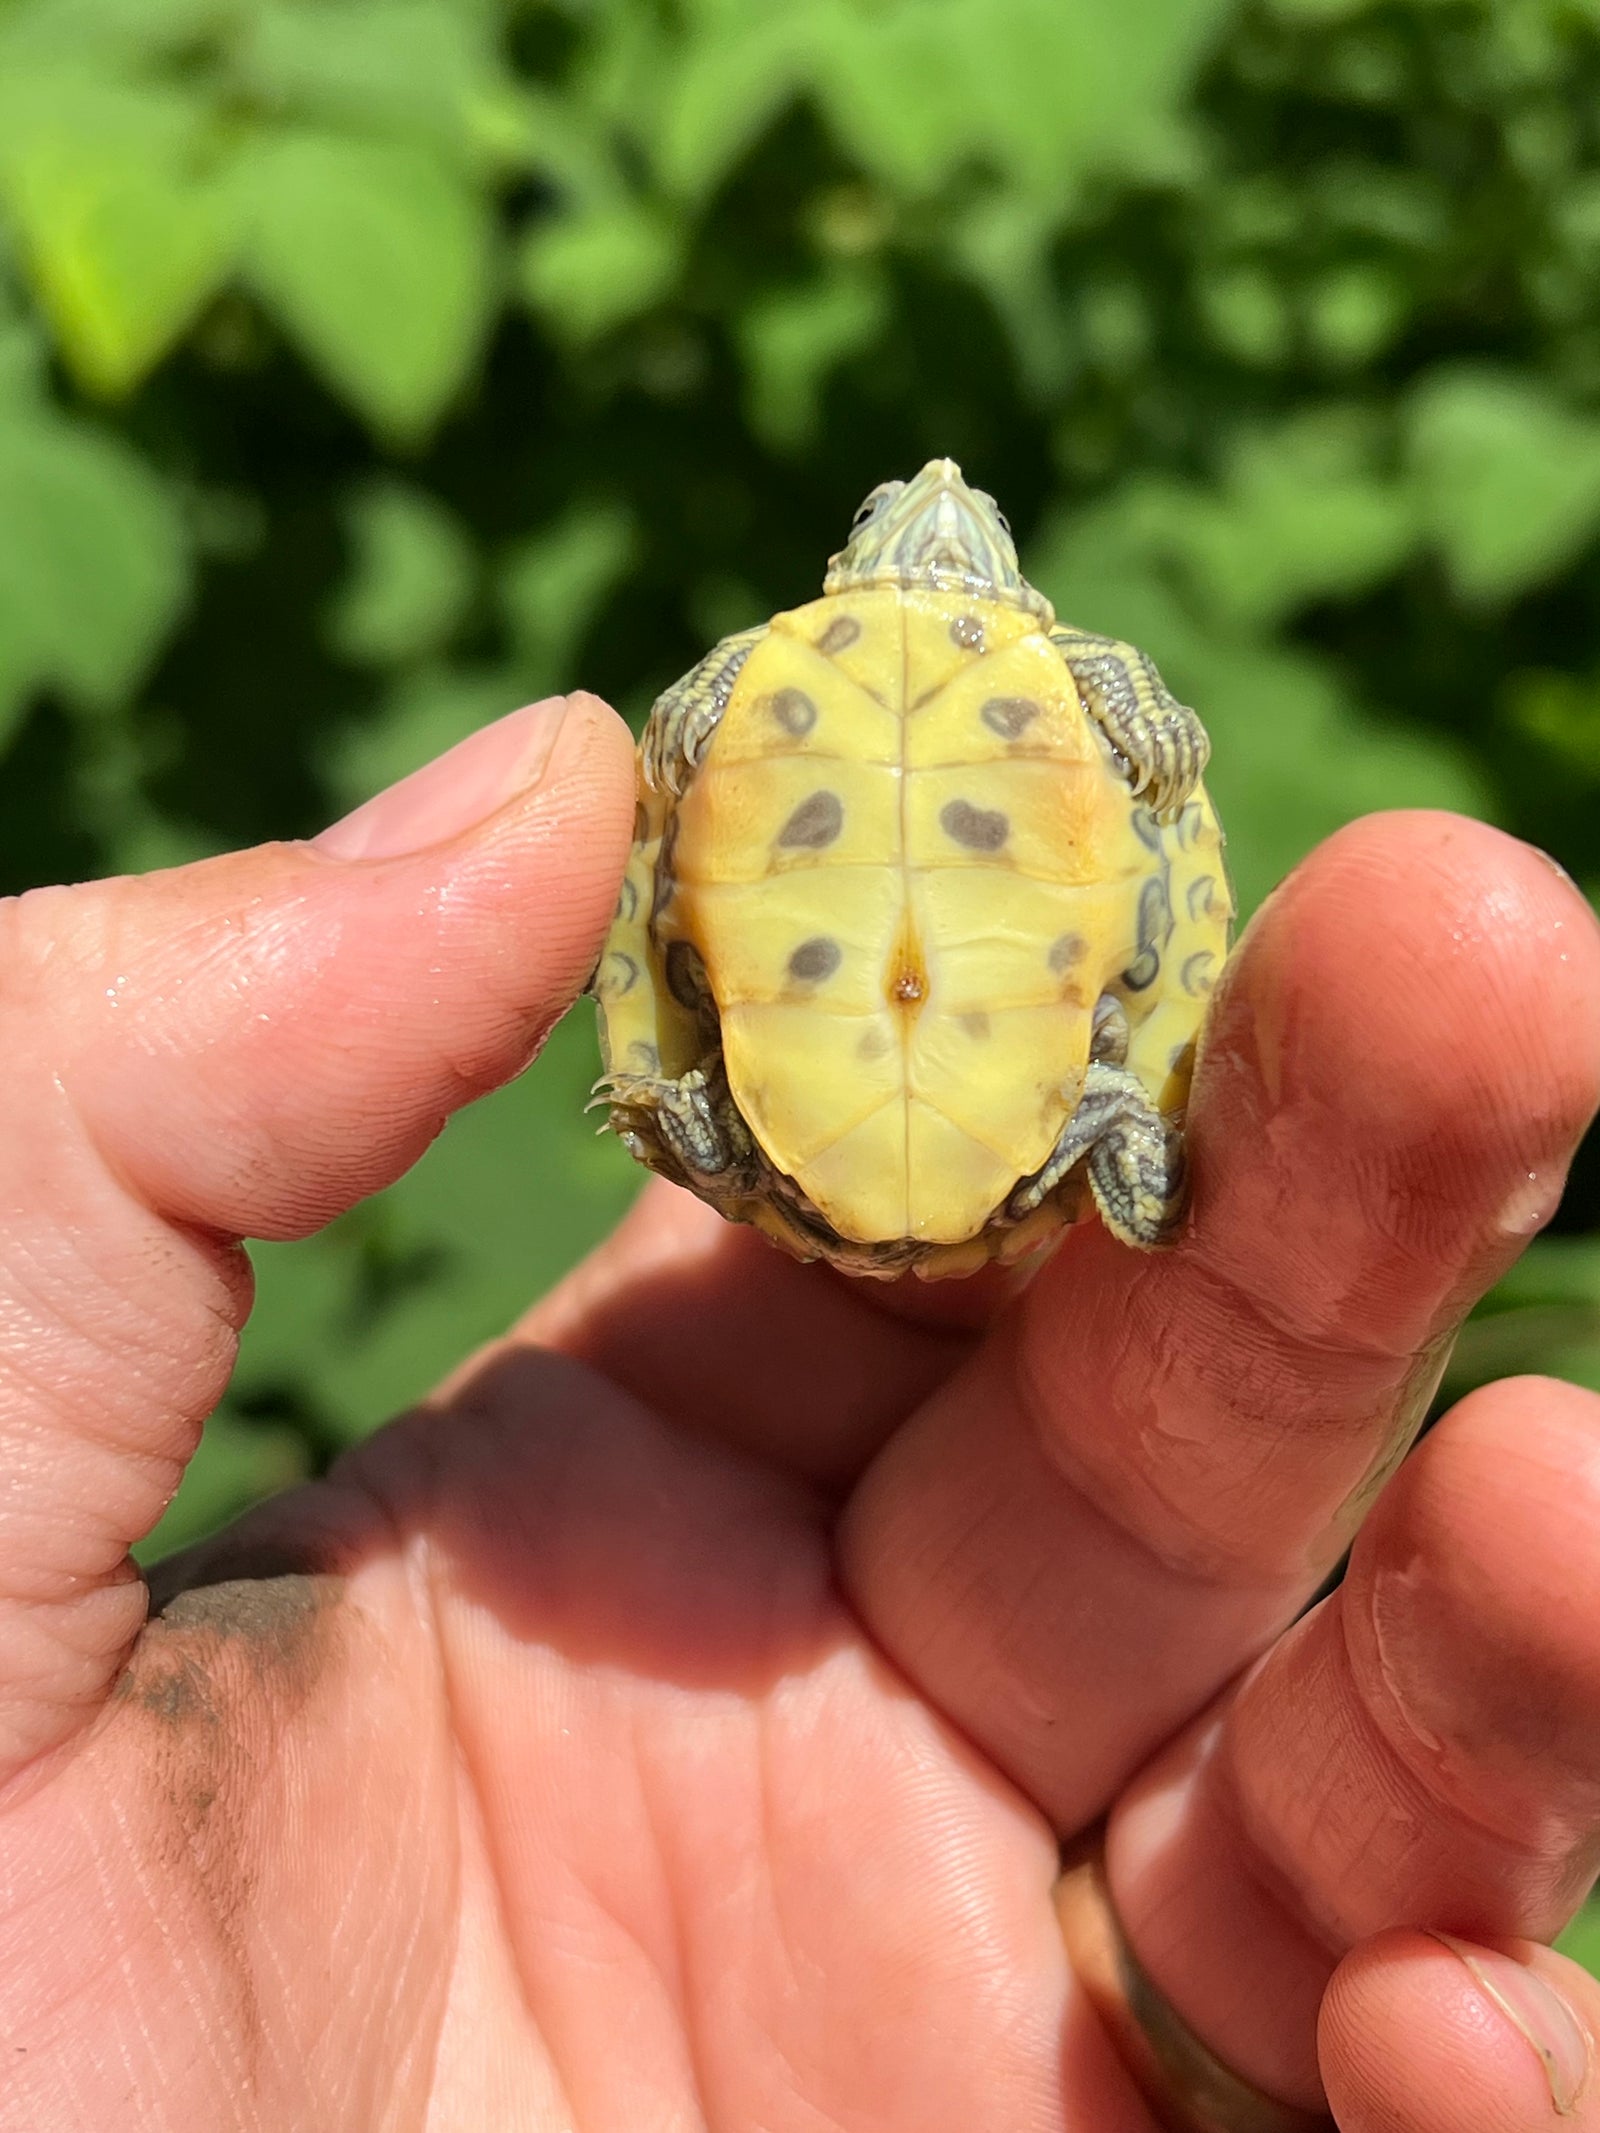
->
974;488;1011;537
851;481;900;530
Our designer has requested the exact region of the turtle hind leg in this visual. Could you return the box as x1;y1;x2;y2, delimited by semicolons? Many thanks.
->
1009;1061;1187;1249
597;1059;764;1214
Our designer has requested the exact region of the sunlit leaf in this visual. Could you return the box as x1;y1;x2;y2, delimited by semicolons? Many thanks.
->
235;0;525;168
1557;1900;1600;1982
242;128;494;438
0;69;238;393
655;5;816;202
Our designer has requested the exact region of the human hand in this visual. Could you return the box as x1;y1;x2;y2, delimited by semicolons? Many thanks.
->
2;690;1599;2132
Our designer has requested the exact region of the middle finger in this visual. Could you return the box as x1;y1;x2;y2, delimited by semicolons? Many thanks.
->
837;811;1600;1831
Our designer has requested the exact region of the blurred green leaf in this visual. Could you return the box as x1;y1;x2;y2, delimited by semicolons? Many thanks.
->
1406;368;1600;603
327;478;477;667
1177;408;1418;631
1503;668;1600;788
232;1012;641;1447
0;70;238;393
1447;1235;1600;1404
656;5;815;203
499;497;636;695
1304;261;1409;367
739;264;887;446
235;0;524;166
1557;1900;1600;1979
517;198;681;344
320;662;520;812
0;397;189;745
243;128;493;436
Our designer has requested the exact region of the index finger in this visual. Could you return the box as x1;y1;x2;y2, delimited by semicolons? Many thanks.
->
837;811;1600;1830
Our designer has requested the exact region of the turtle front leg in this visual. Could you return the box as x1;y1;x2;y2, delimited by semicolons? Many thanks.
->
1051;625;1209;822
1009;999;1187;1247
643;625;769;797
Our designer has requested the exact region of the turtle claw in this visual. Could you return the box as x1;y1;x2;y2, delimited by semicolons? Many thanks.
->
1010;1060;1187;1248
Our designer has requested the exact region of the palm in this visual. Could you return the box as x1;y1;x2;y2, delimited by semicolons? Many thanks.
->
4;697;1600;2130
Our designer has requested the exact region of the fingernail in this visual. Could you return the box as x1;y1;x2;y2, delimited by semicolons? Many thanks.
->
1430;1932;1592;2115
312;697;571;861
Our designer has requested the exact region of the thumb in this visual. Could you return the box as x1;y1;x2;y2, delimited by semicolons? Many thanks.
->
0;690;634;1782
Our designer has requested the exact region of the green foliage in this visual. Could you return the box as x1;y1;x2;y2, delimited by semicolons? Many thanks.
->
5;13;1600;1981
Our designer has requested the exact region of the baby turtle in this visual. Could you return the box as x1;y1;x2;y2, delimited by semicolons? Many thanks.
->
590;458;1231;1279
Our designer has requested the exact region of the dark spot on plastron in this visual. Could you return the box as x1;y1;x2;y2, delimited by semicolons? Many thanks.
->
857;1025;893;1060
941;798;1009;851
1178;801;1204;846
778;790;844;848
959;1011;991;1039
950;615;986;652
787;936;842;982
664;939;706;1009
980;697;1040;741
769;686;818;737
614;876;639;922
1181;950;1217;995
816;616;860;656
1048;933;1086;973
632;802;649;845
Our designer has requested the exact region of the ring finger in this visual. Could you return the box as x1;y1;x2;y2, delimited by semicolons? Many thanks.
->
1106;1373;1600;2113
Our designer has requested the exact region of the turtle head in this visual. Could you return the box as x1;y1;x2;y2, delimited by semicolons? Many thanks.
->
824;459;1050;617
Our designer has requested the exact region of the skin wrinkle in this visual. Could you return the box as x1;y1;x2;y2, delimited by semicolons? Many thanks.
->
1011;1282;1404;1589
399;1457;611;2133
1127;1738;1348;1988
1257;1597;1588;1925
631;1702;720;2133
1343;1550;1600;1865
